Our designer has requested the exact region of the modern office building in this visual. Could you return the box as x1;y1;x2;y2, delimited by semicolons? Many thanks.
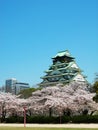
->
5;78;30;95
15;82;30;95
0;86;5;92
40;50;87;87
5;78;17;94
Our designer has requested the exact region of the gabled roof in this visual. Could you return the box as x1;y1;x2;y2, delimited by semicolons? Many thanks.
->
52;50;74;59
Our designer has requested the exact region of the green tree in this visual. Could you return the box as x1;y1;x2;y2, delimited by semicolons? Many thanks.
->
18;87;42;98
94;73;98;82
93;81;98;93
93;81;98;102
92;73;98;102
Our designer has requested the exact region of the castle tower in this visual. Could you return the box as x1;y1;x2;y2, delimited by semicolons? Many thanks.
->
40;50;87;87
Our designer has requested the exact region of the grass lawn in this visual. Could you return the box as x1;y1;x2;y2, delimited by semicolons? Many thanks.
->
0;127;98;130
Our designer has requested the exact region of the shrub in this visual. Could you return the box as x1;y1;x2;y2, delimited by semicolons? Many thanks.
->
71;115;98;123
4;115;98;123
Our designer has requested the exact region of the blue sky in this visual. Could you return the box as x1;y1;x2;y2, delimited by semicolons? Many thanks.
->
0;0;98;87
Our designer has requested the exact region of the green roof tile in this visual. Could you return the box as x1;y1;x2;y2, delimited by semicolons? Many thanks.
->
52;50;74;59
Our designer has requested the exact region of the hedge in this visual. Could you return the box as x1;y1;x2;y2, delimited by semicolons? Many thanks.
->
2;115;98;123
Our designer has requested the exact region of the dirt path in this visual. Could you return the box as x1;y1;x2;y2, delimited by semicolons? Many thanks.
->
0;123;98;128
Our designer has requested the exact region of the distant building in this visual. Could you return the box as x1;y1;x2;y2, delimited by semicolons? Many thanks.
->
40;50;87;87
15;82;30;95
5;78;17;94
0;86;5;92
5;78;30;94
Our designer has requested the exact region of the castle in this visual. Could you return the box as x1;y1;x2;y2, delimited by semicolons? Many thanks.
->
40;50;87;87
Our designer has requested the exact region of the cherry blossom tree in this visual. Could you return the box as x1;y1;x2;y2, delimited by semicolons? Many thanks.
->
0;81;98;119
28;81;98;116
0;92;29;122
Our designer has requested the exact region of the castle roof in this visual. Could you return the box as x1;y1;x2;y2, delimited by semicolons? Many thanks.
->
52;50;74;59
